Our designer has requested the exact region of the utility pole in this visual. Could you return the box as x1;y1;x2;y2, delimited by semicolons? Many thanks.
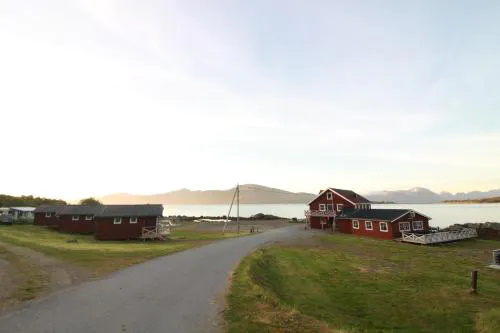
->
237;183;240;234
223;185;238;234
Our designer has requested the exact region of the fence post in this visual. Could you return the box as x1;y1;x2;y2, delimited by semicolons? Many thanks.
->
470;270;478;294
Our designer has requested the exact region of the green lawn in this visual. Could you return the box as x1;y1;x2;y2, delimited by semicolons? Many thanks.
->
0;225;246;275
226;234;500;333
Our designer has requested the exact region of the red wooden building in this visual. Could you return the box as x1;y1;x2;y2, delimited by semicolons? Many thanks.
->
33;204;164;240
57;205;103;234
306;187;431;240
33;205;66;227
94;205;163;240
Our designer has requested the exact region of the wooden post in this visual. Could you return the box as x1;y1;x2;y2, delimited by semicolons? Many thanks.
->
237;184;240;234
470;270;478;294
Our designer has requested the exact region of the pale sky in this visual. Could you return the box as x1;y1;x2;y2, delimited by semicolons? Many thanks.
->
1;0;500;200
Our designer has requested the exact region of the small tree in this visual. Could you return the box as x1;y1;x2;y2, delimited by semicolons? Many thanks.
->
79;197;102;206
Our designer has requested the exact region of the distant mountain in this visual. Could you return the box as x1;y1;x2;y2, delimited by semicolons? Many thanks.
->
99;184;316;205
365;187;500;204
98;185;500;205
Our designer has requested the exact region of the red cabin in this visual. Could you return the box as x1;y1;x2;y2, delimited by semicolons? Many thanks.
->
306;187;431;240
33;204;164;240
94;205;163;240
56;205;102;234
33;205;65;227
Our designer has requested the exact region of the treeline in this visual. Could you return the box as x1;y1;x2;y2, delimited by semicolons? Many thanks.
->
0;194;67;207
443;196;500;204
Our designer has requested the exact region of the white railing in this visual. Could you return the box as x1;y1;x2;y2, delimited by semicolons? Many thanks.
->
304;210;336;217
140;224;172;240
402;228;477;244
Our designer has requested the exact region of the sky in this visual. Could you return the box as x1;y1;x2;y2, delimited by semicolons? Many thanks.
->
1;0;500;200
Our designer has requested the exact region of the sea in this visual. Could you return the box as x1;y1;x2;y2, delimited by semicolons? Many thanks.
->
163;203;500;228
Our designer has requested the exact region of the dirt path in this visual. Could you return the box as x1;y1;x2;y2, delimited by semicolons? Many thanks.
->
0;241;91;313
0;253;18;302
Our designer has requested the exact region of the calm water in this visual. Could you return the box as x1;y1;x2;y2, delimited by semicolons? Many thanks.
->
163;203;500;228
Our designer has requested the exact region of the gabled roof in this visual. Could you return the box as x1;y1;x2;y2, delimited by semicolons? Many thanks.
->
340;208;431;222
34;205;66;214
96;205;163;217
58;205;105;216
308;188;371;205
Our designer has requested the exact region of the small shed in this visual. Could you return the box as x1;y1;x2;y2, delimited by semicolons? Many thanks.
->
94;205;164;240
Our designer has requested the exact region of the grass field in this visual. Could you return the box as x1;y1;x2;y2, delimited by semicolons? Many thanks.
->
0;225;247;275
226;234;500;333
0;245;48;309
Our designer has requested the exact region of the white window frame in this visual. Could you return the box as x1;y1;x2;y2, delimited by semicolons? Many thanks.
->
336;204;343;212
412;221;423;231
409;211;415;218
365;220;373;230
85;215;93;221
72;215;79;221
319;204;326;212
399;221;411;232
379;221;388;232
113;217;122;224
130;217;138;224
352;220;359;229
326;192;333;200
45;212;52;218
326;204;334;212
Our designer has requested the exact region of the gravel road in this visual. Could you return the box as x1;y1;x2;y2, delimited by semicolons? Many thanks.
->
0;225;308;333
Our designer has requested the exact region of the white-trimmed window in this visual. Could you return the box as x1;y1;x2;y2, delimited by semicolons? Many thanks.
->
326;204;334;211
319;204;326;212
72;215;79;221
113;217;122;224
130;217;138;224
379;221;388;232
365;220;373;230
409;211;415;218
85;215;93;221
45;212;52;218
399;221;411;232
326;192;333;200
336;204;343;212
352;220;359;229
412;221;423;231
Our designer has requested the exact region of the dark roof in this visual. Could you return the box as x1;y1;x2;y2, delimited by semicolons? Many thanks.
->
58;205;105;216
96;205;163;217
340;209;413;221
34;205;66;214
330;188;371;204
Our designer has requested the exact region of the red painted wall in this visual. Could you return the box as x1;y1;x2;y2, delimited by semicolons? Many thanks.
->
95;216;158;240
58;215;96;233
391;213;430;238
335;218;352;234
309;216;329;229
351;219;394;240
309;190;356;213
34;213;59;227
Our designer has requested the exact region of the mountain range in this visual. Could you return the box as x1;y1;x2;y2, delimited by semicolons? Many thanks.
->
365;187;500;204
99;184;316;205
98;185;500;205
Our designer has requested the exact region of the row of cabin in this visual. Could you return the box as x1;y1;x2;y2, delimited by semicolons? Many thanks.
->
33;204;163;240
306;188;431;240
